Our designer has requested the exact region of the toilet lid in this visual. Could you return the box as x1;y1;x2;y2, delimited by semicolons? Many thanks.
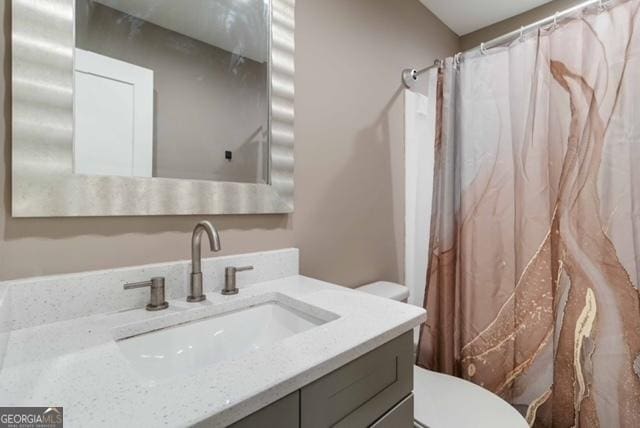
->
356;281;409;301
413;366;528;428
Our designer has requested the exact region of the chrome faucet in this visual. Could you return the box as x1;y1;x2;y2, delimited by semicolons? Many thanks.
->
188;221;221;302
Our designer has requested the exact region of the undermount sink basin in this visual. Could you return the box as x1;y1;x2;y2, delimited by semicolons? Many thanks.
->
117;299;330;380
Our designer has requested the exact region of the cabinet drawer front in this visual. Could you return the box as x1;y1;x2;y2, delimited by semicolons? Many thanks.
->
301;332;413;428
370;394;414;428
227;391;299;428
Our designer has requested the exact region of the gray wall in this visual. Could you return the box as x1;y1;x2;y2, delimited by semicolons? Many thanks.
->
0;0;459;284
460;0;586;50
293;0;458;286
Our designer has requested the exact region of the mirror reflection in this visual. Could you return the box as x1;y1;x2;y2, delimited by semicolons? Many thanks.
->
74;0;270;184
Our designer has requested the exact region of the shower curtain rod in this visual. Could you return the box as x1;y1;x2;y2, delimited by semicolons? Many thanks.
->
402;0;611;88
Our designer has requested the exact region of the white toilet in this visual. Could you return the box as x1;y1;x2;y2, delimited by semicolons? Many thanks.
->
357;282;528;428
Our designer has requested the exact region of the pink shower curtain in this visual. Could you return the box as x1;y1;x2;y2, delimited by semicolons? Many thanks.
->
417;1;640;426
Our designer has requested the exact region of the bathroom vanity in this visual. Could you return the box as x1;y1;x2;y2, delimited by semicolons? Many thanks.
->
227;333;413;428
0;249;425;427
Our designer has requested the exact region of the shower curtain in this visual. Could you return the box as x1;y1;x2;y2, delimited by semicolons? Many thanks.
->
417;1;640;426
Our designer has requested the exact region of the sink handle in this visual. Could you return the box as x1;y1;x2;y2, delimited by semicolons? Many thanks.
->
222;266;254;295
124;277;169;311
124;280;154;290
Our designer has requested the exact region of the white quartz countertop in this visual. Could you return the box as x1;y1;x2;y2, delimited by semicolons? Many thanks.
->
0;276;425;427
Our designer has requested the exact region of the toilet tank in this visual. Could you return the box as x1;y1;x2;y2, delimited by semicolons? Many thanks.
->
356;281;410;303
356;281;419;352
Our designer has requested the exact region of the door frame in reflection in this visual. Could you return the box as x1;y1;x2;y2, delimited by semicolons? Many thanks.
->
74;48;154;178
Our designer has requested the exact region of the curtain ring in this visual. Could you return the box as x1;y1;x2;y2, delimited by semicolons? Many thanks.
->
598;0;608;11
480;43;488;55
553;12;559;29
454;52;462;69
519;26;525;42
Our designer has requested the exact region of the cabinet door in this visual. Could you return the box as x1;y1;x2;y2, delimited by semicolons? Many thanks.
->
370;394;413;428
301;332;413;428
228;391;299;428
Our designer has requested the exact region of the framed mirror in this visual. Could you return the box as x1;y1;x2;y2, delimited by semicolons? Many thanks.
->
12;0;294;217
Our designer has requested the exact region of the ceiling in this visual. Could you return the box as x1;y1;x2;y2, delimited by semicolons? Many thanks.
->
93;0;268;62
419;0;554;35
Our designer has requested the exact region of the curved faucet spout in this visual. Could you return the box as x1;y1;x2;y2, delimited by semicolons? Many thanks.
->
192;221;221;271
188;221;222;302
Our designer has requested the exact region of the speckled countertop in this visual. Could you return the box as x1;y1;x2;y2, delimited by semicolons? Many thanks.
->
0;276;425;427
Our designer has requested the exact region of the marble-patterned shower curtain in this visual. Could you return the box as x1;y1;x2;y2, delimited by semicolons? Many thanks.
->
417;1;640;426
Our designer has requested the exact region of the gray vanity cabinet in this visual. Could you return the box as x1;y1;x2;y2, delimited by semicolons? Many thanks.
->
227;331;413;428
369;394;414;428
228;392;300;428
300;332;413;427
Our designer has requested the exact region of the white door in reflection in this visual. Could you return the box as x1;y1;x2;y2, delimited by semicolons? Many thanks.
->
73;48;154;177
